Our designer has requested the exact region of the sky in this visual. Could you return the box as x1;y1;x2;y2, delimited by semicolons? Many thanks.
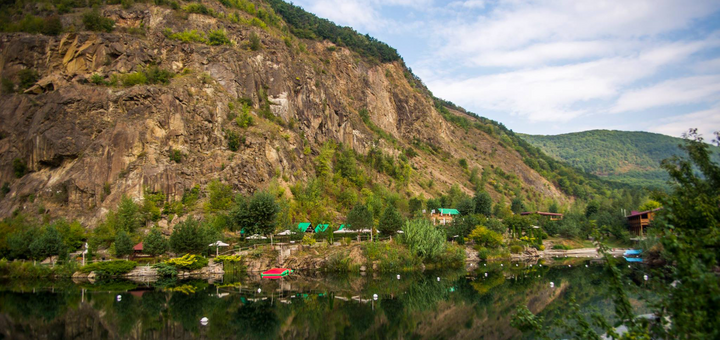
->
289;0;720;138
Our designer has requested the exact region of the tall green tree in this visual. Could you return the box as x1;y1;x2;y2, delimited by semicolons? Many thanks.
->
456;197;476;216
346;203;373;231
117;195;141;233
114;230;134;258
230;191;279;236
170;217;210;254
29;226;65;260
510;197;525;214
144;228;168;256
378;205;404;237
473;190;492;216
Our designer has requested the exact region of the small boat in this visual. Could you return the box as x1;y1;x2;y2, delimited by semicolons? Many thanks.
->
261;268;293;279
623;249;643;262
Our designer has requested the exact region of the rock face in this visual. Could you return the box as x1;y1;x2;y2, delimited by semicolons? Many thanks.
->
0;2;568;225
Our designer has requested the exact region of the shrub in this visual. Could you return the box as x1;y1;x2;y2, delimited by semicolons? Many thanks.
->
164;28;207;43
121;72;147;86
18;69;39;90
169;148;183;163
400;219;446;260
207;29;231;46
227;130;241;151
170;217;217;254
1;182;10;198
13;158;27;178
215;254;242;263
552;244;571;250
114;230;134;257
144;65;174;84
153;262;177;277
510;245;523;254
301;234;316;246
1;78;14;93
363;241;420;272
42;16;63;35
80;260;137;276
469;226;503;248
248;32;261;51
476;247;491;260
166;254;209;270
82;10;115;32
90;73;106;85
183;3;212;15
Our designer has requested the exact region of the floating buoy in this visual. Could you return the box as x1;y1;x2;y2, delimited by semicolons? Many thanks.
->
257;288;262;293
373;294;378;300
116;295;122;302
483;264;486;266
550;282;555;288
643;275;648;281
515;264;518;267
397;274;401;280
500;264;503;267
437;277;440;282
484;272;488;277
568;265;571;267
628;265;631;268
539;264;542;267
200;317;209;326
530;264;533;267
585;265;588;267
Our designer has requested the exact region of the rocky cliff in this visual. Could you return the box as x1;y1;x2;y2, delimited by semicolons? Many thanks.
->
0;0;567;226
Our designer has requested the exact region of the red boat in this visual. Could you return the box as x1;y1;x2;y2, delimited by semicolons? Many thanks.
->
261;268;293;279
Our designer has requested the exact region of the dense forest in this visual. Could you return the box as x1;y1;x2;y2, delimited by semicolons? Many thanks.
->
519;130;720;188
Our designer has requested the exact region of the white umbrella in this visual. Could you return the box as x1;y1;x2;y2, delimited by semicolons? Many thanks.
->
276;230;293;236
247;234;268;240
209;241;229;256
333;229;355;234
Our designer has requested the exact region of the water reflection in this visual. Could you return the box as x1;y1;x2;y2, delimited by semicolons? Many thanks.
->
0;260;653;340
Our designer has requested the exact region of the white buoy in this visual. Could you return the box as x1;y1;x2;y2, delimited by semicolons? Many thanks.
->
530;264;533;267
550;282;555;288
200;317;209;326
373;294;378;300
568;265;571;267
484;272;488;277
585;265;588;268
515;264;518;267
397;274;401;280
500;264;503;267
643;275;648;281
483;264;486;267
257;288;262;293
116;295;122;302
539;264;542;267
437;277;440;282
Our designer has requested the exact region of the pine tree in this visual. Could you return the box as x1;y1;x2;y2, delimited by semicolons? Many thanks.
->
378;205;404;237
144;228;168;256
474;190;492;216
114;230;134;258
346;203;373;231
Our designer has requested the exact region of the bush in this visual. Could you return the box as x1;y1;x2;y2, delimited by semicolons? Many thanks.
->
510;245;523;254
42;16;63;35
144;65;174;84
90;73;106;85
1;78;14;93
18;69;39;90
166;254;209;270
552;244;571;250
183;3;212;15
469;226;503;248
207;29;231;46
301;234;316;246
364;241;420;272
83;10;115;32
227;130;241;151
215;254;242;263
476;247;491;260
249;32;261;51
114;230;134;257
164;28;207;43
169;148;183;163
80;260;137;276
170;217;216;254
400;219;446;260
12;158;27;178
121;71;147;86
153;262;177;277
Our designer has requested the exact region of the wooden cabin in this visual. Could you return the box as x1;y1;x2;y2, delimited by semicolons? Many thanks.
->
520;211;564;221
430;208;459;225
626;208;660;237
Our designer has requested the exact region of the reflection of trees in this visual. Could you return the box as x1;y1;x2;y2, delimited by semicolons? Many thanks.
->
232;300;279;340
114;293;139;335
140;290;168;333
0;291;67;321
169;288;211;333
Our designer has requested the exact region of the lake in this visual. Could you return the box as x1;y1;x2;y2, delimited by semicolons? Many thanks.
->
0;258;654;339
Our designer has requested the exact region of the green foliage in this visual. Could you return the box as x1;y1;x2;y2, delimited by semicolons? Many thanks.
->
207;29;231;46
229;191;279;236
169;148;183;163
1;14;62;35
166;254;208;270
117;195;141;233
18;68;39;90
227;130;242;151
378;205;404;237
509;245;523;254
456;197;475;216
82;10;114;32
468;226;503;248
144;228;168;256
80;260;137;276
301;234;316;246
141;189;165;223
29;226;65;260
234;102;254;128
521;130;720;188
169;217;214;254
473;190;492;216
12;158;27;178
248;31;261;51
164;28;207;43
1;77;14;93
400;219;446;260
183;3;213;15
510;197;525;214
346;203;373;231
205;180;233;212
114;230;134;257
152;262;177;277
267;0;400;63
363;241;420;272
458;158;468;169
215;254;242;263
120;71;147;86
638;199;661;212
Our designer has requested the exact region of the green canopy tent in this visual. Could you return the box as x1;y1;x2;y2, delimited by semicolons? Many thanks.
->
314;224;329;233
298;222;313;233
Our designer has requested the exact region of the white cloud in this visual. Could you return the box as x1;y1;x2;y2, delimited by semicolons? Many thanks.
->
613;75;720;113
449;0;486;9
423;41;710;122
648;106;720;139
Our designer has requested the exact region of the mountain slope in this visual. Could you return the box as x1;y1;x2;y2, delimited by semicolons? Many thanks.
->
520;130;720;188
0;0;619;226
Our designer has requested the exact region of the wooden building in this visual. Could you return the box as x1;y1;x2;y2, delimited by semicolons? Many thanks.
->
520;211;564;221
626;208;661;237
430;208;459;225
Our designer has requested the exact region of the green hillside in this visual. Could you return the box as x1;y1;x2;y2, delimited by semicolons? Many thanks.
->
520;130;720;188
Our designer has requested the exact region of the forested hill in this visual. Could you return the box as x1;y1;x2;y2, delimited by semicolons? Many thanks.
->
520;130;720;188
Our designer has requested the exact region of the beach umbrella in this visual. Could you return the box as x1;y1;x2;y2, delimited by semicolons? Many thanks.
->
209;241;230;257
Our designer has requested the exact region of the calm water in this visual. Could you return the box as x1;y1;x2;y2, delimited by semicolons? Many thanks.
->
0;259;653;340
